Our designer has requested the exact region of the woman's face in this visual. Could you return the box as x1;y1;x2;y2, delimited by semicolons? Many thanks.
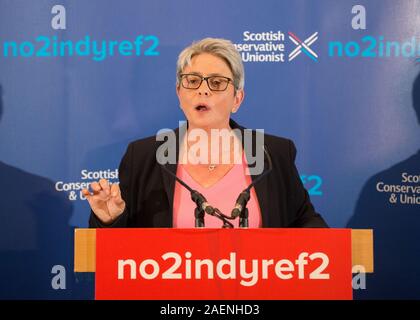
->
176;53;244;130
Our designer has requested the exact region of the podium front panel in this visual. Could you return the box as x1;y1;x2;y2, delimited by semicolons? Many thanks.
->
94;228;352;300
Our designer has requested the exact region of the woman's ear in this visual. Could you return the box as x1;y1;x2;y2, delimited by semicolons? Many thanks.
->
233;89;245;113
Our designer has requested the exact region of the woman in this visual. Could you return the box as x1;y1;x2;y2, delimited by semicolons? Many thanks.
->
83;38;328;228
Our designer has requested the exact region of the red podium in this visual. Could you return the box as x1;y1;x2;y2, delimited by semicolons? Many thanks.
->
74;228;373;300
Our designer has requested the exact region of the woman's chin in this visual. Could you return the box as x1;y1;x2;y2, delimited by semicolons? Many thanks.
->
188;117;216;129
186;114;230;130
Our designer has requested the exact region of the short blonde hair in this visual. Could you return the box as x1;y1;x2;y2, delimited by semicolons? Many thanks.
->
176;38;245;91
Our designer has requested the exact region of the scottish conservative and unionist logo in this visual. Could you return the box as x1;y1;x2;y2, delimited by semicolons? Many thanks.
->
288;32;319;62
234;31;318;63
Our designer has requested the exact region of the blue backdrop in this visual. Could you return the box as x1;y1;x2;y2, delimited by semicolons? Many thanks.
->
0;0;419;299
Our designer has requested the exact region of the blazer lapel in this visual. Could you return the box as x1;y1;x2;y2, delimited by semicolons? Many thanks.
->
250;155;270;228
158;125;185;227
230;119;271;227
160;163;176;227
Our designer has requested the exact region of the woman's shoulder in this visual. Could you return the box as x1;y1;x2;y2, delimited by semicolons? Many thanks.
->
122;134;163;162
232;119;296;159
232;119;293;150
128;134;159;149
124;127;180;160
263;132;293;148
257;131;295;158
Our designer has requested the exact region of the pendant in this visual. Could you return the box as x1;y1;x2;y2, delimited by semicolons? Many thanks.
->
208;164;216;171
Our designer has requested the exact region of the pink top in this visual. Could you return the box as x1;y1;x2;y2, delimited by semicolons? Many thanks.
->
173;159;262;228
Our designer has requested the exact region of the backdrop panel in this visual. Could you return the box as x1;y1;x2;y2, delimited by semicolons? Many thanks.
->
0;0;419;299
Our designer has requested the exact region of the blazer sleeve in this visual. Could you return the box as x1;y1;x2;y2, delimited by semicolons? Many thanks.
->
287;140;329;228
88;143;132;228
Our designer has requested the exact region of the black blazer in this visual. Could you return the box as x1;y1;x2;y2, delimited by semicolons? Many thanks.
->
89;120;328;228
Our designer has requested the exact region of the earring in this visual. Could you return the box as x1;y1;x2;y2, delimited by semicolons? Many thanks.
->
232;109;237;113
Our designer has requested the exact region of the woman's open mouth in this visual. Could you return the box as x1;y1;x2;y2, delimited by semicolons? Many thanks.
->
195;104;210;112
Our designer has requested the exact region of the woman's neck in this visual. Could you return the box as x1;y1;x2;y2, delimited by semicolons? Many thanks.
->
180;125;242;166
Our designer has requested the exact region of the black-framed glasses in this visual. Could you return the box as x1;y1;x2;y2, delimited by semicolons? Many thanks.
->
179;73;233;91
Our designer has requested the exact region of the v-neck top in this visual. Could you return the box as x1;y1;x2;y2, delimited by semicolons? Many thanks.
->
173;158;262;228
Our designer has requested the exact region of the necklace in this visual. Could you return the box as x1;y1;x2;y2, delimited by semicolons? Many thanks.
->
208;164;217;171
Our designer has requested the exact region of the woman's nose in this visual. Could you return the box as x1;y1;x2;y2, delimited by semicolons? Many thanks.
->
197;81;211;96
